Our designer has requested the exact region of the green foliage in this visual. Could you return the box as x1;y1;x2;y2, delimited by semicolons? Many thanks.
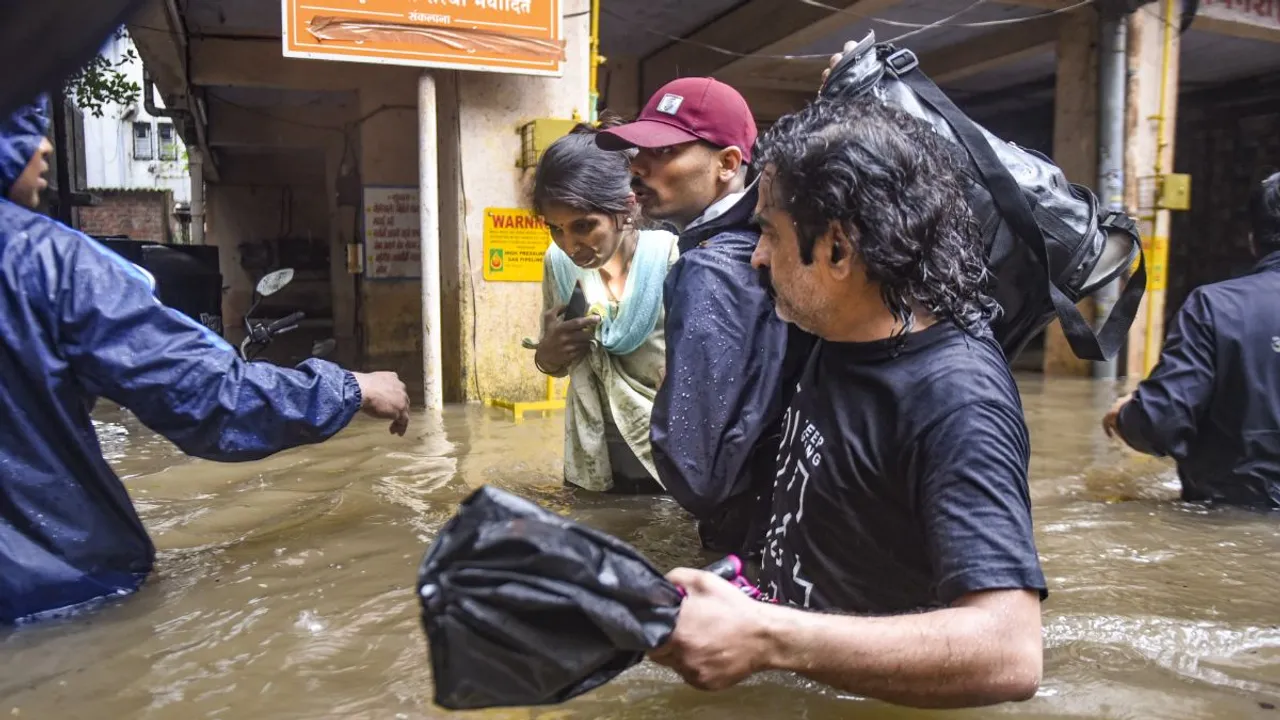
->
65;29;140;118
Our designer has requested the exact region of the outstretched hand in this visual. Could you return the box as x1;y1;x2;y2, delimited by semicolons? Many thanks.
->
354;371;411;436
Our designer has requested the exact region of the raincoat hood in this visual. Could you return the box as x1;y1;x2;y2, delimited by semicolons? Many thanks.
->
0;94;49;199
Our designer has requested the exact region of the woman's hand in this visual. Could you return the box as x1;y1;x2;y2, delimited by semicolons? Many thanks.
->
535;304;601;374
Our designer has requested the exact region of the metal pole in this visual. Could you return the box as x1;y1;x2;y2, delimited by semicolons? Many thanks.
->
1141;0;1178;377
189;147;205;245
419;72;444;410
1093;13;1127;381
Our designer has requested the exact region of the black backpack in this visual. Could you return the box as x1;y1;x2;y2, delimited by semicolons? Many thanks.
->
821;33;1146;363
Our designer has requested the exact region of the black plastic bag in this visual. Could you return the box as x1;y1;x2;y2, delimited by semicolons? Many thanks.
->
417;485;683;710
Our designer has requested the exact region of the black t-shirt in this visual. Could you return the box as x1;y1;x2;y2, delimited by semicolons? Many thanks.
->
761;321;1047;614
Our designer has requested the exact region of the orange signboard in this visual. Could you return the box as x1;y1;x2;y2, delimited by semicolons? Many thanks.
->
282;0;564;76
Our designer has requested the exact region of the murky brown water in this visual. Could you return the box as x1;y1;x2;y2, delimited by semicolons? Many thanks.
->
2;376;1278;719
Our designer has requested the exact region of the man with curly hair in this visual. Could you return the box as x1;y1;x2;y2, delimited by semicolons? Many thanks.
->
649;96;1047;709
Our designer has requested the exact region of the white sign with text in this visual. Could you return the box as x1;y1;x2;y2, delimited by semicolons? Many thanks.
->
362;186;422;280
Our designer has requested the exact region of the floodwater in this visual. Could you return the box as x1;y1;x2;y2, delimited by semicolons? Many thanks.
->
2;377;1278;720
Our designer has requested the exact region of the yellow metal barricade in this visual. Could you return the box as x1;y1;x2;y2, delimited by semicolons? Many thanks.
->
486;339;568;422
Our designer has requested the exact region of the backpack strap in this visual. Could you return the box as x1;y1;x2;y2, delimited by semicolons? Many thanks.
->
882;47;1146;363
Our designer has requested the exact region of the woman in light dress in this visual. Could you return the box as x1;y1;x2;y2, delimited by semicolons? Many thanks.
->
530;118;678;494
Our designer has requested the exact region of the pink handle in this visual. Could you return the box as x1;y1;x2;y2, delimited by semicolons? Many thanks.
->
677;555;774;603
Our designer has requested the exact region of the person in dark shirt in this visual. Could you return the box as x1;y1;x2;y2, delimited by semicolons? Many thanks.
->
1104;171;1280;508
649;96;1046;708
597;78;814;556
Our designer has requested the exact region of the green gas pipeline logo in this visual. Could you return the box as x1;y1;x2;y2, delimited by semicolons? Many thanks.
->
489;248;505;272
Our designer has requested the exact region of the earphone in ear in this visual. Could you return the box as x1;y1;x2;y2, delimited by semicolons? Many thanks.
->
829;224;854;264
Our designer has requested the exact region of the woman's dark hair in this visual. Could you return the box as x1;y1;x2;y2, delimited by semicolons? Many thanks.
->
753;95;996;337
531;111;635;218
1249;171;1280;255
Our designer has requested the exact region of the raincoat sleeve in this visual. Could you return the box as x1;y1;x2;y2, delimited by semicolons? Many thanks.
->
650;249;790;518
1116;290;1217;458
50;230;363;461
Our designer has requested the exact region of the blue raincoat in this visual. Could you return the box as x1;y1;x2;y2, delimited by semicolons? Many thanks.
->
650;185;815;556
0;96;363;624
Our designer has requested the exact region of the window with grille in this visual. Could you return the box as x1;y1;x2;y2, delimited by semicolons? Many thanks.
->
133;122;154;160
158;123;178;161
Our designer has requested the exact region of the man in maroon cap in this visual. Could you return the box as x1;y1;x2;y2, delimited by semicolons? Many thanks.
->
597;78;814;558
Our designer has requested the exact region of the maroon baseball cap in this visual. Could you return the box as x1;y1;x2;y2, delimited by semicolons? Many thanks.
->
597;77;757;162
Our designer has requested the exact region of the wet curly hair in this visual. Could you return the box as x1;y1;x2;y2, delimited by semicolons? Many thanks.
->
754;95;996;337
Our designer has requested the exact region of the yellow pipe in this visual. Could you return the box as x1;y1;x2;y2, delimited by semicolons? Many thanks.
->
1141;0;1178;376
588;0;604;122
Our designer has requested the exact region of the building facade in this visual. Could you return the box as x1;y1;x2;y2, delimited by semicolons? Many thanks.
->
81;31;190;204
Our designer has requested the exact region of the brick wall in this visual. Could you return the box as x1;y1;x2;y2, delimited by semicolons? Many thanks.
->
79;189;175;243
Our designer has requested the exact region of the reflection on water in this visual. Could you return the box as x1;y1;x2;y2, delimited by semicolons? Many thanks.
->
3;376;1279;719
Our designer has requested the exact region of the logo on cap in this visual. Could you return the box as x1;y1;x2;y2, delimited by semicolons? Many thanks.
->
656;94;684;115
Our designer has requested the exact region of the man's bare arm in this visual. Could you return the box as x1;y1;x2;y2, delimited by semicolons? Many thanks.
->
761;589;1043;708
651;570;1043;710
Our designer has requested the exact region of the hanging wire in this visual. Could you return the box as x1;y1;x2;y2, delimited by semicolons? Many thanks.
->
802;0;1095;31
794;0;991;43
877;0;993;44
604;0;1098;60
599;7;833;59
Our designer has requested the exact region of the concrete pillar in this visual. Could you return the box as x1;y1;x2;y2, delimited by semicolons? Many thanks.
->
1043;8;1100;377
434;70;468;403
1093;13;1128;381
338;0;590;403
1124;2;1181;379
446;0;592;402
189;148;206;245
357;69;426;403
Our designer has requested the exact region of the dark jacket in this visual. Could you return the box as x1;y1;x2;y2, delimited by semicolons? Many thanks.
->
1117;250;1280;508
0;96;363;623
650;185;815;555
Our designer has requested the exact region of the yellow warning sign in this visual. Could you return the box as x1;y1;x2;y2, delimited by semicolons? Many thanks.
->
483;208;551;283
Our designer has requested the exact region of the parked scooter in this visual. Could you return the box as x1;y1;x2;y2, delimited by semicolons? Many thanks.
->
238;268;335;362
